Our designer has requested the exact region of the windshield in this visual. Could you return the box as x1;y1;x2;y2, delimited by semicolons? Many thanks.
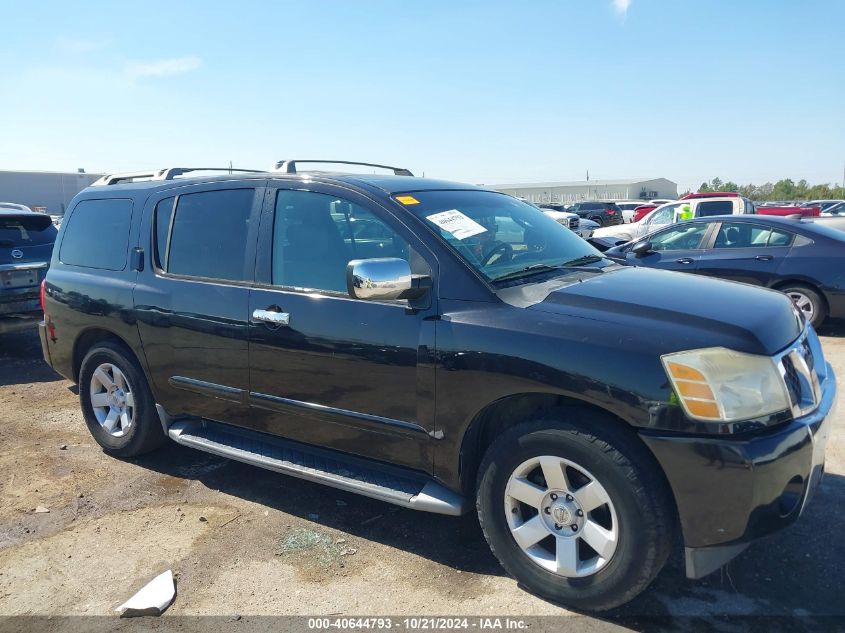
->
395;190;610;284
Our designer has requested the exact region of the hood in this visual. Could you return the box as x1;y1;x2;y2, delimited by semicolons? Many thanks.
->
499;266;802;356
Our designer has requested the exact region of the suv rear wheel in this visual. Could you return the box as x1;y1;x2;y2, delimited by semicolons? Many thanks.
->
79;342;165;457
476;413;673;611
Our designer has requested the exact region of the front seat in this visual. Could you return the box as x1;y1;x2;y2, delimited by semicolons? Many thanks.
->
278;199;350;292
715;226;740;248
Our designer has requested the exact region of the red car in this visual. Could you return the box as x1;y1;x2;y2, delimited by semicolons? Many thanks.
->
632;204;658;223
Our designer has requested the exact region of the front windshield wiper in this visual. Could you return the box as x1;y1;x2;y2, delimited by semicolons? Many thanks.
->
491;264;567;283
560;254;607;267
491;255;608;284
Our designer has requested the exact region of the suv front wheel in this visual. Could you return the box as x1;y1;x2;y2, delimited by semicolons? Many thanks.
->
476;413;673;611
79;341;165;457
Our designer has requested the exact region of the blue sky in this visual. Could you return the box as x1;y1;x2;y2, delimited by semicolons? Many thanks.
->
1;0;843;192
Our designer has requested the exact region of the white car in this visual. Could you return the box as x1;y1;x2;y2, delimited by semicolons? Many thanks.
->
0;202;33;213
541;208;581;233
592;196;756;242
615;201;650;224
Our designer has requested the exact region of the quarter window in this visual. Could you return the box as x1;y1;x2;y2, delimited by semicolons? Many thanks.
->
60;199;132;270
158;189;254;281
272;190;414;293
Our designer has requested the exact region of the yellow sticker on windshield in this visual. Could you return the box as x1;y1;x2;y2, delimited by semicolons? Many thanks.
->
396;195;420;205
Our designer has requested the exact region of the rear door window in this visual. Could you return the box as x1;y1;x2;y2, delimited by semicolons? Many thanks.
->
713;222;773;248
60;199;132;270
160;189;255;281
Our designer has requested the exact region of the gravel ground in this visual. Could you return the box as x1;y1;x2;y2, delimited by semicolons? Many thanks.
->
0;324;843;630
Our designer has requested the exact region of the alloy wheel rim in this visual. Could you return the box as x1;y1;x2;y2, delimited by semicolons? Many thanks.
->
89;363;135;437
504;456;618;578
787;292;815;323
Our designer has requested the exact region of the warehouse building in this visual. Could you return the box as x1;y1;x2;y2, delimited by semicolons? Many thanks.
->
0;169;104;215
491;178;678;204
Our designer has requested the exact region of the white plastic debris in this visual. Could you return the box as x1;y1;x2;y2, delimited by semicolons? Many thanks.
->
115;570;176;617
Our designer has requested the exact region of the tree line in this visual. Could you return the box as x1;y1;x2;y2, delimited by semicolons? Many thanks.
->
687;178;844;202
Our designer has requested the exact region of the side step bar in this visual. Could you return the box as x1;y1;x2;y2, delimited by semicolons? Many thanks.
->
167;419;468;516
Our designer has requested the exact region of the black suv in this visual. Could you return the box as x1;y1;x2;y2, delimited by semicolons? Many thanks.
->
569;201;623;226
1;207;57;334
40;162;835;611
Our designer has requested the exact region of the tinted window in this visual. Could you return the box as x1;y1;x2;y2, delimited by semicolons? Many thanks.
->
697;200;734;217
273;190;412;293
154;197;175;269
0;214;56;245
60;199;132;270
649;223;709;251
713;222;773;249
166;189;254;281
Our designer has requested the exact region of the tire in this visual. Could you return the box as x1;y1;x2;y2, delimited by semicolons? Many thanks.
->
781;284;826;329
476;411;673;612
589;216;604;226
78;341;166;457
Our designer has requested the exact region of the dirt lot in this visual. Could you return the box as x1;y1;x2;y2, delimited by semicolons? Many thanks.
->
0;324;843;628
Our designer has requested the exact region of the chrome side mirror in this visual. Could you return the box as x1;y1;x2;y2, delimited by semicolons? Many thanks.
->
346;258;429;301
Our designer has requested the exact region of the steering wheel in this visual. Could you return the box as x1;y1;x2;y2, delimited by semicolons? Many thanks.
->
481;242;513;266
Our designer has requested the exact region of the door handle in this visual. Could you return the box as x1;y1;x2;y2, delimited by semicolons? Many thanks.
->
252;308;290;326
675;258;694;264
755;255;773;261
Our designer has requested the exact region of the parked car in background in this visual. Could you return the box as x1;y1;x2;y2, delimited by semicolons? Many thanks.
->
605;214;845;327
822;201;845;216
632;204;658;223
568;201;623;226
576;217;600;238
38;162;835;611
802;200;844;212
1;207;58;334
615;201;649;223
592;196;755;243
757;204;820;218
539;206;581;233
0;202;34;213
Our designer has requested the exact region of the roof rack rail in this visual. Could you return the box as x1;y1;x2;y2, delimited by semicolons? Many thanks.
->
273;160;414;177
91;167;265;186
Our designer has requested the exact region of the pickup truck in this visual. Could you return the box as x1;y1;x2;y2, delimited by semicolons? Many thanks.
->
756;205;820;218
592;196;755;243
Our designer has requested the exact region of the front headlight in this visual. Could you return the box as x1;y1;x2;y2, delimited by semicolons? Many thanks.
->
661;347;790;422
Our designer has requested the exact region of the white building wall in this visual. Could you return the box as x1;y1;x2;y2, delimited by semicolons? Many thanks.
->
491;178;678;204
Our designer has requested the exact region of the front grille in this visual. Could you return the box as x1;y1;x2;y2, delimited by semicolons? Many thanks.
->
777;328;823;417
569;218;580;230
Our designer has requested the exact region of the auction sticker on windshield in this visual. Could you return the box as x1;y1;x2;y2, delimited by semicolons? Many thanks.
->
426;209;487;240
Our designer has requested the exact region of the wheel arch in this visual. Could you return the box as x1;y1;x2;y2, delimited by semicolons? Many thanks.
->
770;278;829;314
72;327;144;383
458;392;671;499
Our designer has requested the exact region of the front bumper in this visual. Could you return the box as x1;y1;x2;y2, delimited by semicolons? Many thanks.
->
640;361;836;578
